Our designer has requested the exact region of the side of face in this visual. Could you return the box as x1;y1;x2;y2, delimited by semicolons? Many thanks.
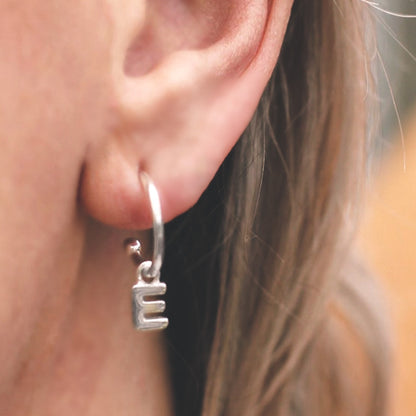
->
0;0;293;392
0;0;117;386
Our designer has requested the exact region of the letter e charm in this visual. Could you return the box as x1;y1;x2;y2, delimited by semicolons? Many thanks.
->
128;173;169;331
132;261;168;330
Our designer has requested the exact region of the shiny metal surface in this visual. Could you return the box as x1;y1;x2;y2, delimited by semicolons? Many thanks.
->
132;261;169;331
129;172;168;331
126;239;141;257
140;173;164;279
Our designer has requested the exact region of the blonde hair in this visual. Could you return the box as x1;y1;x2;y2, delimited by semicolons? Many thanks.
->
164;1;391;415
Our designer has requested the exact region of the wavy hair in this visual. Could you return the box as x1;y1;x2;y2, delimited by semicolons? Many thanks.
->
164;1;391;415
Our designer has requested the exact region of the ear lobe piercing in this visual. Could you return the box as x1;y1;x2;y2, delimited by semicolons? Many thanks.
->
127;173;168;331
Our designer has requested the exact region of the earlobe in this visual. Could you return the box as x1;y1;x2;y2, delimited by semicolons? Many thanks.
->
80;0;293;230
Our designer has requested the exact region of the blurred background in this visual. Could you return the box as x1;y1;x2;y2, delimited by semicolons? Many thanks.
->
357;1;416;415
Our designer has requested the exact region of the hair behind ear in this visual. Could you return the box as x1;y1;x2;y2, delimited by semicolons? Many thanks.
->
164;1;391;416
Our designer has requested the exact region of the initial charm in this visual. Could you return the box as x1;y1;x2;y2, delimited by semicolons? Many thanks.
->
131;261;168;331
127;173;168;331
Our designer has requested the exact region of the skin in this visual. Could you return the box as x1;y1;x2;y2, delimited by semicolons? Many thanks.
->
0;0;292;414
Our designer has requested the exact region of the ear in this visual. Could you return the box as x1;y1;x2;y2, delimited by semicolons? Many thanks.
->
80;0;293;229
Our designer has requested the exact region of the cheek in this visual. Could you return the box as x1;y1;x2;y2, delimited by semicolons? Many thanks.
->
0;0;114;145
0;0;115;245
0;0;116;381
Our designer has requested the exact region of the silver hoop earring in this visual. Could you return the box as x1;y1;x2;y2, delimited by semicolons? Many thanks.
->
127;173;168;331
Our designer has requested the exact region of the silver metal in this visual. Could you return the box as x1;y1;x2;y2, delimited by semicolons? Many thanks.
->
126;239;141;257
128;172;168;331
132;261;168;331
140;172;164;279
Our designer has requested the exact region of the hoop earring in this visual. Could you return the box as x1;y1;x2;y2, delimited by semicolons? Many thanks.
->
127;172;168;331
